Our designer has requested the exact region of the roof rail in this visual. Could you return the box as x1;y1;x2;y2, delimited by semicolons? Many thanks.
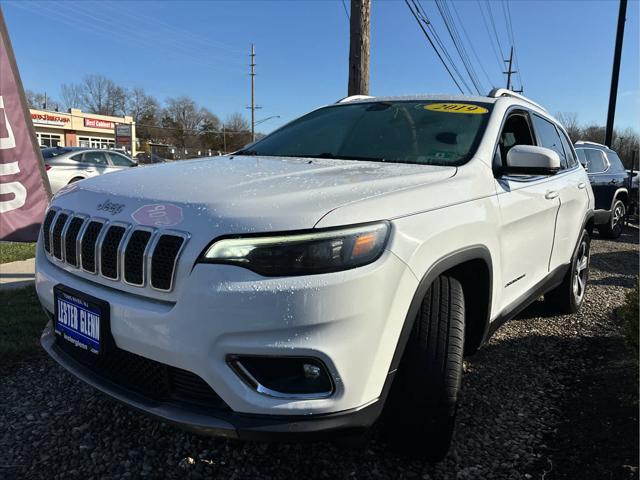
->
488;88;546;112
575;140;608;148
336;95;374;104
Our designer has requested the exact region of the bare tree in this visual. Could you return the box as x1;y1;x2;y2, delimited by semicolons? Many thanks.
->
60;83;83;110
164;96;210;132
556;112;581;143
224;113;252;151
25;89;59;110
77;74;127;116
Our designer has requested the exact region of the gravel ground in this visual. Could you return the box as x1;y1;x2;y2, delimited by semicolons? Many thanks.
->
1;227;638;480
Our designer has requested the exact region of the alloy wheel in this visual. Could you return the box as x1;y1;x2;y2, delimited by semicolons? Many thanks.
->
612;202;625;236
572;237;590;303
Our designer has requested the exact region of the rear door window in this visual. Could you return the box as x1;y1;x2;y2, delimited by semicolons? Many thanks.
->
531;114;568;169
81;151;109;166
605;151;625;173
559;132;578;168
108;152;135;167
583;149;608;174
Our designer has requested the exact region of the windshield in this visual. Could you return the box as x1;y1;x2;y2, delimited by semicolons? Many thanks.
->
242;100;492;166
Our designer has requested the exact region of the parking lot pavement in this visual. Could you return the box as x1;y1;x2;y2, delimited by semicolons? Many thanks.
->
1;228;637;480
0;258;35;291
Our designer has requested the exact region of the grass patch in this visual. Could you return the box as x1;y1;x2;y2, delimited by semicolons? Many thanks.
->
0;286;47;366
618;279;639;356
0;242;36;263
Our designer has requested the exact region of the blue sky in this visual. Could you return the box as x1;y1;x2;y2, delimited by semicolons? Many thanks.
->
3;0;638;134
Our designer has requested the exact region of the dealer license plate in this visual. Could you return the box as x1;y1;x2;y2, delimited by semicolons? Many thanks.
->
54;286;108;355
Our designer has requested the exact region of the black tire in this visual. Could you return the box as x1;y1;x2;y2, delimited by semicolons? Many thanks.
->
68;177;84;184
545;229;590;314
598;199;625;239
383;275;465;462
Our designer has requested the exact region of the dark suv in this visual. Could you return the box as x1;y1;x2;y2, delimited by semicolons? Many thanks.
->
575;141;632;238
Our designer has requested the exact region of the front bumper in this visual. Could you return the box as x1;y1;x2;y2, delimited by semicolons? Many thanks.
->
36;238;418;422
41;323;382;439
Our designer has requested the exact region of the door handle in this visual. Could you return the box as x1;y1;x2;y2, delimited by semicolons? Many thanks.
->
578;182;586;189
545;191;559;200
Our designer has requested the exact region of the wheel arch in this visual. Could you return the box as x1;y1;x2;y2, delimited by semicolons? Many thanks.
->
611;188;629;210
388;245;493;375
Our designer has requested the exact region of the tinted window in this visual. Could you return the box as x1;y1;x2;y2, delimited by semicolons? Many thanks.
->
243;101;493;166
108;152;135;167
606;151;625;173
498;112;534;165
581;149;608;174
576;148;587;166
532;115;567;169
42;147;75;159
81;151;109;166
559;131;578;167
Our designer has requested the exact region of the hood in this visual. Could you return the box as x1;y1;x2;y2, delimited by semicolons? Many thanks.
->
50;155;455;234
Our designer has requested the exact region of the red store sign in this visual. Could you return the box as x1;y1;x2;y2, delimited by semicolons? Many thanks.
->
84;118;114;129
31;112;70;126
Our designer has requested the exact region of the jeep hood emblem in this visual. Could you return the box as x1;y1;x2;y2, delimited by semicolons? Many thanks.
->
96;200;125;215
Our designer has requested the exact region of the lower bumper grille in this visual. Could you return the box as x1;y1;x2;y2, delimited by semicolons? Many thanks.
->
56;336;228;411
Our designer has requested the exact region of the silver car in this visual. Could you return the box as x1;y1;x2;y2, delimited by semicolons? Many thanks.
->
43;147;137;194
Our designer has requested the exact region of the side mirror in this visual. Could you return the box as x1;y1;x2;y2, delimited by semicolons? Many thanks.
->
503;145;561;175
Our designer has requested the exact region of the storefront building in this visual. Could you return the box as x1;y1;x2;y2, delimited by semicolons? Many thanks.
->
30;108;136;155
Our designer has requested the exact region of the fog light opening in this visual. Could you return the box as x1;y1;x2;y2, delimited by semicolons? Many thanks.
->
227;355;334;399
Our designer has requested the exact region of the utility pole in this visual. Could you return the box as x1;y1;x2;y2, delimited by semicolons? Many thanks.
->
250;44;256;142
605;0;628;147
348;0;370;96
222;124;226;153
503;46;515;91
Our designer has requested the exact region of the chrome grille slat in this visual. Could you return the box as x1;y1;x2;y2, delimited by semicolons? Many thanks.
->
44;209;188;293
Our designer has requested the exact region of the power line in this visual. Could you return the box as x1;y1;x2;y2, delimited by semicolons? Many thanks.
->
341;0;350;21
485;0;506;59
477;0;505;79
434;0;484;94
450;0;495;89
404;0;465;94
503;0;523;90
412;0;473;94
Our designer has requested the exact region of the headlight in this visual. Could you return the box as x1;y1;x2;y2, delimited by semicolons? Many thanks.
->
199;222;390;276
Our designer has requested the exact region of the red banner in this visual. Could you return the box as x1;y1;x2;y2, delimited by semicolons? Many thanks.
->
0;9;51;242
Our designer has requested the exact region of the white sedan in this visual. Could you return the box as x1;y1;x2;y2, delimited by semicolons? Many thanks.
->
42;147;137;194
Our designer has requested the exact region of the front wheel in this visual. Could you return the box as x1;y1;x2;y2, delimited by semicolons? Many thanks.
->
598;199;625;239
383;275;465;462
545;229;590;314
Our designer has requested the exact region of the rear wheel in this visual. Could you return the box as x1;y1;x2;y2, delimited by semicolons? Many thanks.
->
598;199;625;239
545;229;590;314
383;275;465;462
67;177;84;184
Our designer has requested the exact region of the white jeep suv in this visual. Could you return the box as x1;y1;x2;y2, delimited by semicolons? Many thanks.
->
36;89;594;460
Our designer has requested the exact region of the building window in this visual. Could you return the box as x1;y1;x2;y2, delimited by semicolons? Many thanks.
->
78;136;115;149
37;133;62;147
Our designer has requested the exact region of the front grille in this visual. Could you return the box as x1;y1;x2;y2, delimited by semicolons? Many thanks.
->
124;230;152;285
44;207;188;292
64;217;85;267
51;213;68;260
81;221;104;273
100;225;127;279
151;235;185;290
56;337;228;411
42;209;57;253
